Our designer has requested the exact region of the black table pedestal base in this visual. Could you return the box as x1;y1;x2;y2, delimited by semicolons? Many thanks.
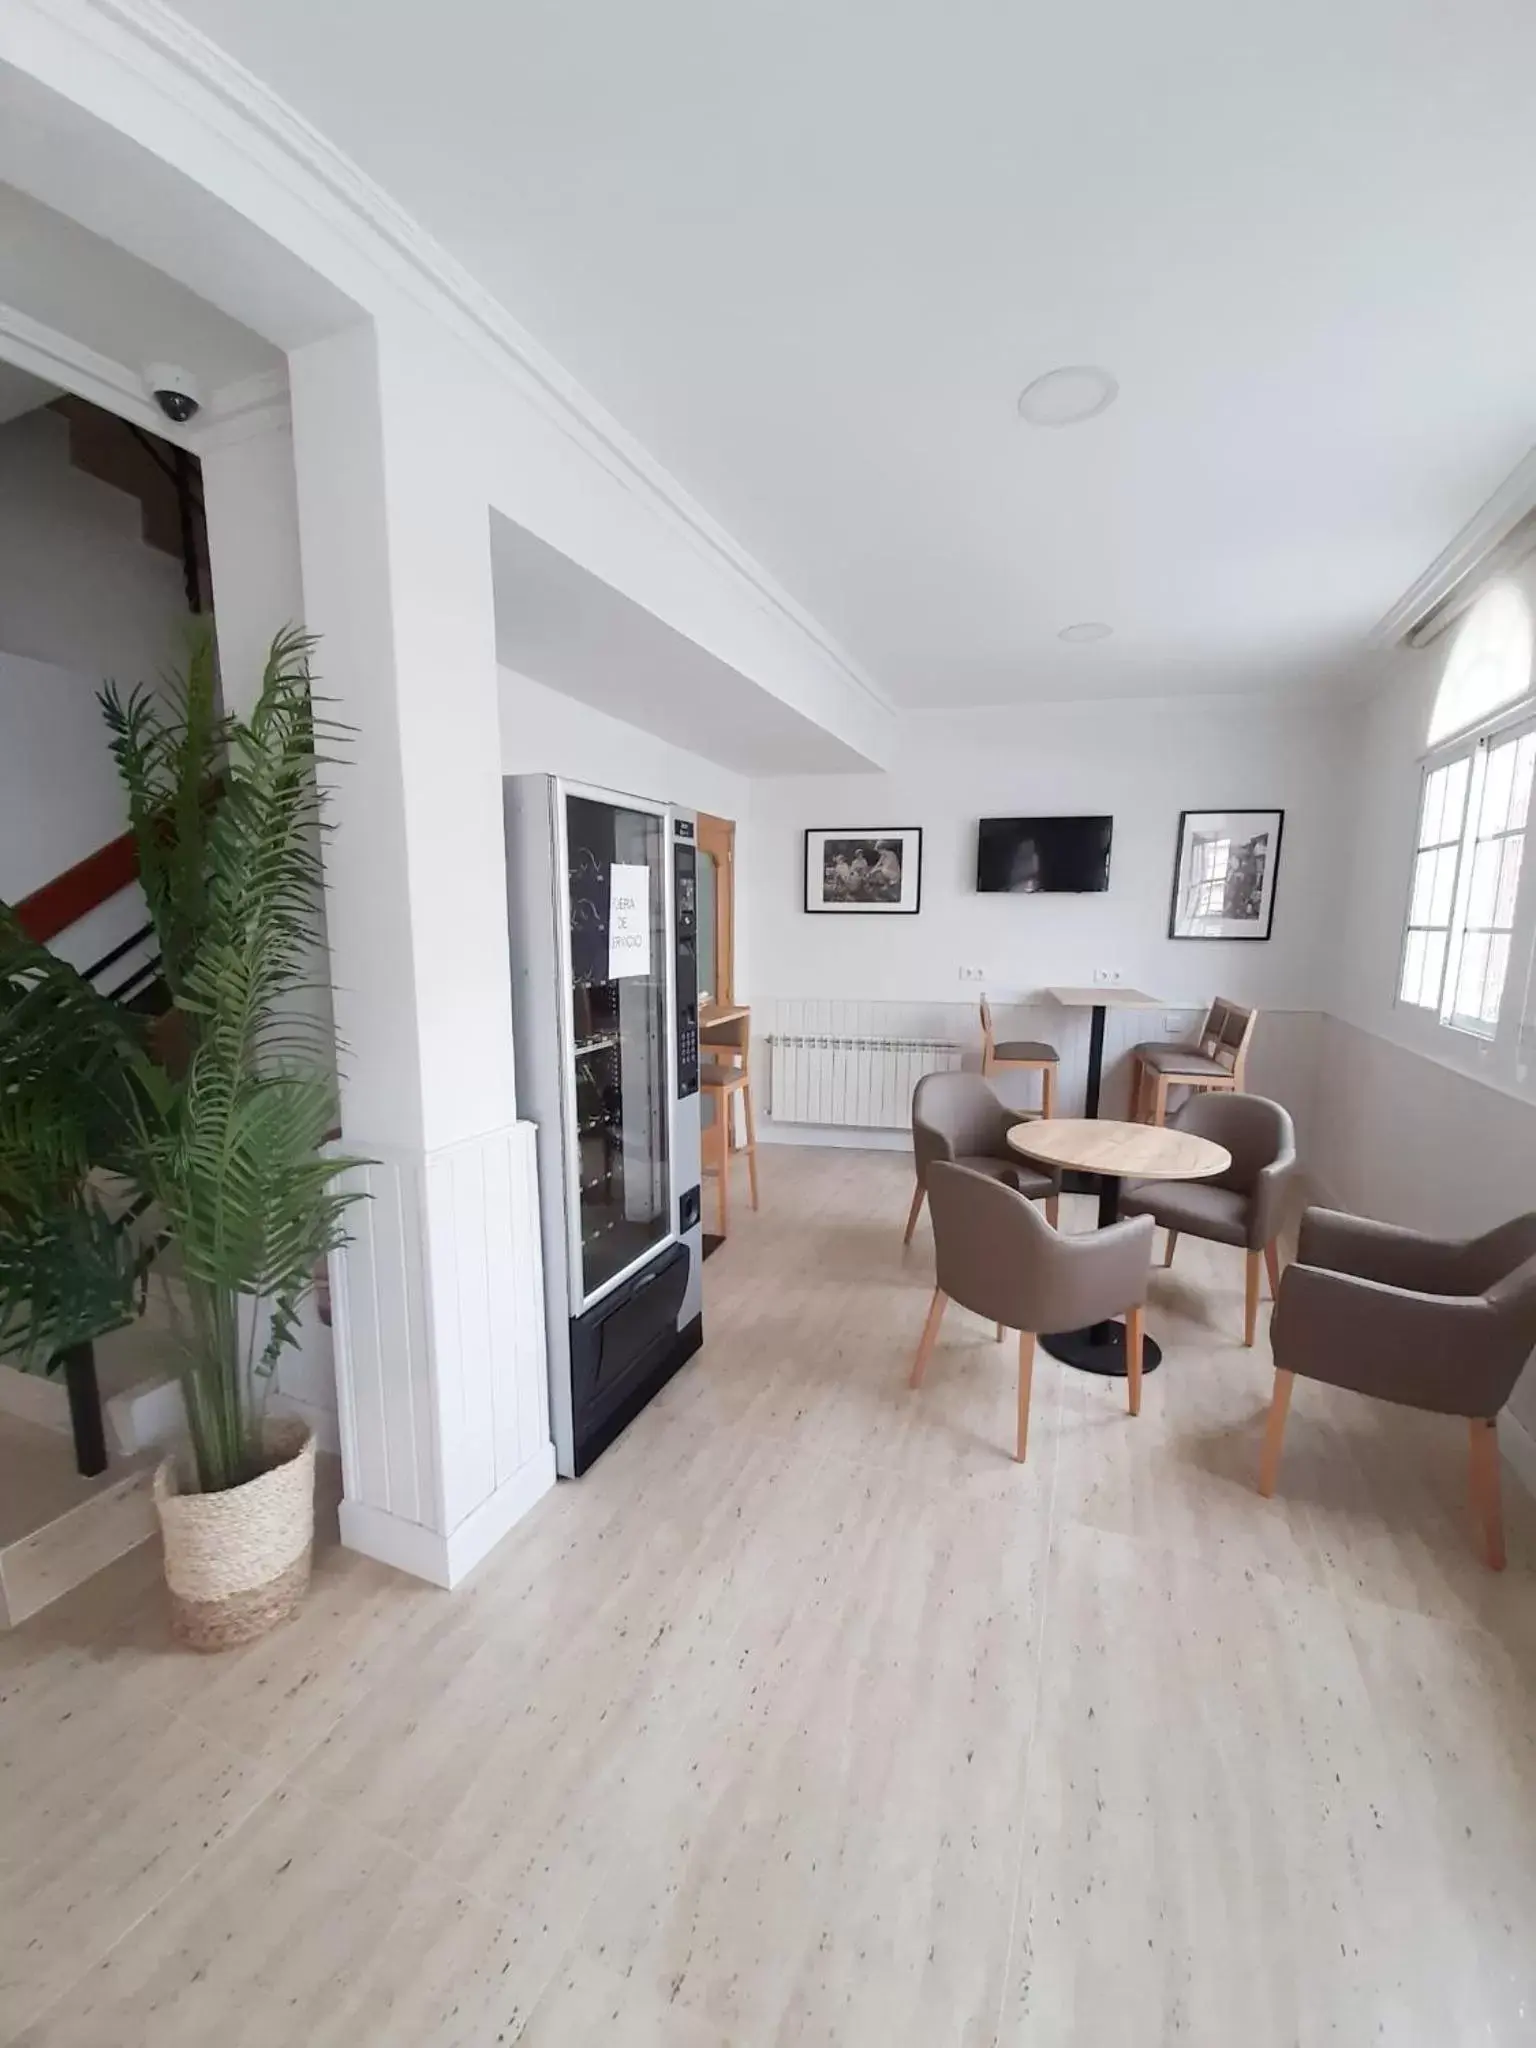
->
1039;1323;1163;1379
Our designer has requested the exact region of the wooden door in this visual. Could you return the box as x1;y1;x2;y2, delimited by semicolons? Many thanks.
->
696;812;735;1009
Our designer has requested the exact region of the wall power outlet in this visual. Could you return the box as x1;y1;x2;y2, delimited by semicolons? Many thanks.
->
1092;967;1124;985
958;965;986;982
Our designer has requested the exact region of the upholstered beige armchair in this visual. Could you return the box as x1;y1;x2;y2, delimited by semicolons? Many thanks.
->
910;1161;1155;1456
904;1070;1059;1246
1264;1207;1536;1569
1121;1094;1296;1344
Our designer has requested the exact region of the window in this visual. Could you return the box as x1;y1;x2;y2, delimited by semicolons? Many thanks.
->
1399;583;1536;1038
1442;727;1535;1033
1399;756;1470;1010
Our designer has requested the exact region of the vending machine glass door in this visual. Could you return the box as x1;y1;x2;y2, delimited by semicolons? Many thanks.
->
564;792;672;1305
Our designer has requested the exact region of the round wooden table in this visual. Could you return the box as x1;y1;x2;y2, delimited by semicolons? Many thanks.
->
1007;1118;1231;1378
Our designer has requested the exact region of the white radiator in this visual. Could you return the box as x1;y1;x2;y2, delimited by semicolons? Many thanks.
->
770;1034;961;1130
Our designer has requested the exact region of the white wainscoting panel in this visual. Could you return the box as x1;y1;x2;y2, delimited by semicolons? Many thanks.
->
329;1120;553;1585
763;997;1206;1130
759;998;1323;1161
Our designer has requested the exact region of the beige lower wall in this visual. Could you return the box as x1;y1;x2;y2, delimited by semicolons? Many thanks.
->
1309;1013;1536;1440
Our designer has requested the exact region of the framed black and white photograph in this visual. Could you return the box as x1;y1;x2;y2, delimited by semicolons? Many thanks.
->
1168;809;1284;940
804;827;923;914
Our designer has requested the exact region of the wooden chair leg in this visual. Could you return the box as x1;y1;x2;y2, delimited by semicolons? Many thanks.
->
909;1289;948;1388
1264;1238;1281;1299
743;1082;759;1210
1163;1229;1178;1268
1243;1248;1262;1346
1258;1368;1293;1496
902;1181;927;1247
1125;1304;1144;1417
1015;1331;1036;1462
1469;1417;1506;1571
716;1118;730;1237
1042;1064;1057;1118
1045;1192;1060;1229
1152;1075;1170;1127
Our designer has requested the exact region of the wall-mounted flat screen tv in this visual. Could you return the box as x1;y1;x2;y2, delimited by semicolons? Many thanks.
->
976;815;1113;894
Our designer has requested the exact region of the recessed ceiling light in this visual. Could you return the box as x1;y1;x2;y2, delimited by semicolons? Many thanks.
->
1058;621;1114;644
1017;365;1119;427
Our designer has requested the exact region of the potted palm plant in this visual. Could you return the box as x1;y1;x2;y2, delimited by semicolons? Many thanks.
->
0;629;359;1649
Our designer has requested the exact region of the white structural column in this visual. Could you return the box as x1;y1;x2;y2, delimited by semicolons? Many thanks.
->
285;318;554;1585
199;406;341;1451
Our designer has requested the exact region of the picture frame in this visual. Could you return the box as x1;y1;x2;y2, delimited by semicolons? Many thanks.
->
804;827;923;915
1168;808;1284;941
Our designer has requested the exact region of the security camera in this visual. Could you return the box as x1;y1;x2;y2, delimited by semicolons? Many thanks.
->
145;363;201;425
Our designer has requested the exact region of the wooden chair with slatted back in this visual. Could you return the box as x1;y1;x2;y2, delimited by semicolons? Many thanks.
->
1129;997;1257;1127
979;995;1060;1117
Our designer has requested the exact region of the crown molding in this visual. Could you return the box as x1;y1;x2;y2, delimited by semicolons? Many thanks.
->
1371;445;1536;649
32;0;892;718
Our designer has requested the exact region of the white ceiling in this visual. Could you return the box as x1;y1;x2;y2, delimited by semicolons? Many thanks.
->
169;2;1536;704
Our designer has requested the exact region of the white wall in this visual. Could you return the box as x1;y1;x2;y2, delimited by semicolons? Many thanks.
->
499;666;750;822
746;695;1347;1143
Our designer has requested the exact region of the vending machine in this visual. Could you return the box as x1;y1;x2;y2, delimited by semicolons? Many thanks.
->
502;776;703;1475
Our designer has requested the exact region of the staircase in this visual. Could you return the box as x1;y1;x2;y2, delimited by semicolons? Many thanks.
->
49;393;210;613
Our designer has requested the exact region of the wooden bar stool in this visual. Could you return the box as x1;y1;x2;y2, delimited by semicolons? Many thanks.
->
980;994;1059;1116
1130;997;1257;1126
699;1012;758;1236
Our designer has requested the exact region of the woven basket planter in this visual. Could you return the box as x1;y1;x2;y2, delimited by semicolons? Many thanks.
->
154;1418;316;1651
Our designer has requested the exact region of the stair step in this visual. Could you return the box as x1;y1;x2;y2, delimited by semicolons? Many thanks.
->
0;1414;157;1627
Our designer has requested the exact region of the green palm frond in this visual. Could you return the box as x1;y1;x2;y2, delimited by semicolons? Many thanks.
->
0;909;158;1360
0;1194;155;1366
100;624;228;1005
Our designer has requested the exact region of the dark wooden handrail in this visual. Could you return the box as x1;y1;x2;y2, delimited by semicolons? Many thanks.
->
14;826;139;943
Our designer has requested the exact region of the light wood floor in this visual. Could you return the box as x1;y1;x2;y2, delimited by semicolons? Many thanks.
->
4;1146;1535;2046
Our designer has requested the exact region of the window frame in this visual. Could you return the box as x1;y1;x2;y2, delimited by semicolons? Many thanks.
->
1396;745;1474;1020
1439;719;1536;1038
695;811;736;1009
1396;697;1536;1049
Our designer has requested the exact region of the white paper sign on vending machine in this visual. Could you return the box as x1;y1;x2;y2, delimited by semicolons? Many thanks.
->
608;863;651;978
